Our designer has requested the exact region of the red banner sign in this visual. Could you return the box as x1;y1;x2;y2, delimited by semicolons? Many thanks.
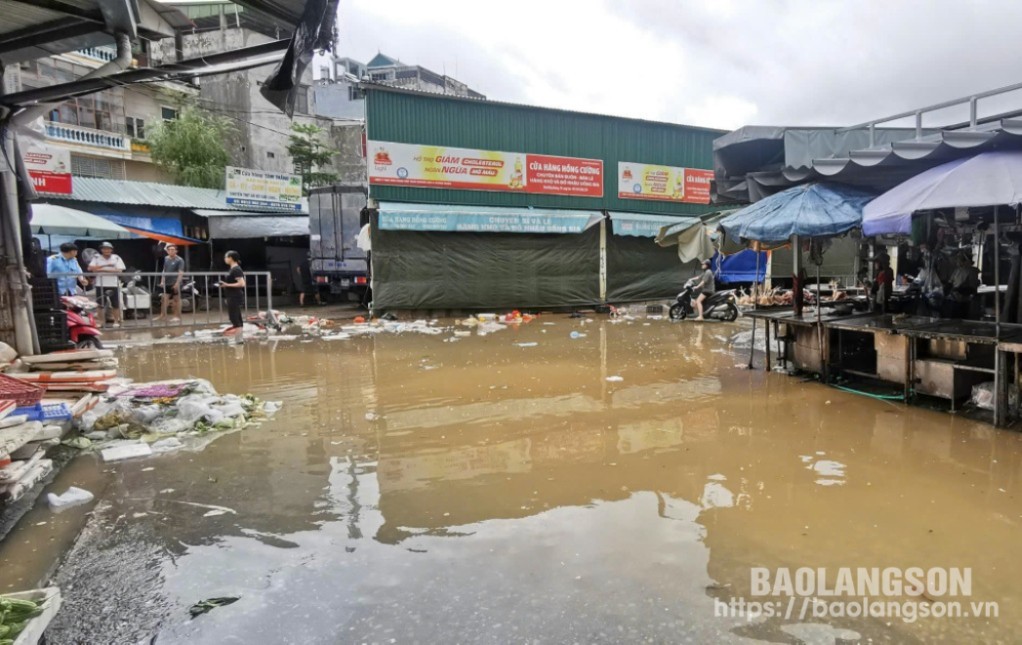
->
23;146;72;195
368;141;604;198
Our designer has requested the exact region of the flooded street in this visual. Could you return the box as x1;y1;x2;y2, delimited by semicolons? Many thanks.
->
2;315;1021;643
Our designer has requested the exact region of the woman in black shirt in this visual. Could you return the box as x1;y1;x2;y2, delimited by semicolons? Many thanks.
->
219;250;246;333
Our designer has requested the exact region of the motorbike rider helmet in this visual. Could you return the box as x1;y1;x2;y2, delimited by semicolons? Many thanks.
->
99;241;114;249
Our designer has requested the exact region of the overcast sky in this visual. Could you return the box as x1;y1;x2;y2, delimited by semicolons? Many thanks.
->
331;0;1022;131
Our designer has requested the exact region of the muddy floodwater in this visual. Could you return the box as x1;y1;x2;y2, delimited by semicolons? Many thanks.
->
2;316;1021;643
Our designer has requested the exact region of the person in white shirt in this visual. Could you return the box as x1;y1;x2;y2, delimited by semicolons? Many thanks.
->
88;241;126;328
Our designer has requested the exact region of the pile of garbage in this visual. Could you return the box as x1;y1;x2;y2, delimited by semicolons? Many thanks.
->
319;318;449;340
66;379;280;461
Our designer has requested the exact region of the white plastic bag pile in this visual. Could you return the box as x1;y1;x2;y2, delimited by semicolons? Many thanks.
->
70;379;283;460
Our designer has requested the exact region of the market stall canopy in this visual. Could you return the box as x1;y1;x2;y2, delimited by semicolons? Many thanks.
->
654;209;745;262
608;213;689;238
862;151;1022;236
720;182;875;243
29;204;131;239
377;202;603;234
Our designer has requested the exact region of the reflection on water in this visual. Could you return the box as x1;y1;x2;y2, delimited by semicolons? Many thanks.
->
1;316;1021;643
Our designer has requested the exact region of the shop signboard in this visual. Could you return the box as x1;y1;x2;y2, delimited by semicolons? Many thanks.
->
617;161;713;204
23;145;72;194
378;209;600;234
368;140;604;198
225;166;303;211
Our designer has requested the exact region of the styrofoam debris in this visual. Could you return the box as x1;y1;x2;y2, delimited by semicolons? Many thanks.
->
37;425;63;441
151;437;185;453
0;459;53;503
47;486;94;511
262;401;282;416
101;442;153;462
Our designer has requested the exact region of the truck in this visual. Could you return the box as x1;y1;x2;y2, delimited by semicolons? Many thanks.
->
308;183;369;300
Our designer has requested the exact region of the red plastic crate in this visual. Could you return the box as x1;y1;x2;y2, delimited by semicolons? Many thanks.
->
0;373;44;407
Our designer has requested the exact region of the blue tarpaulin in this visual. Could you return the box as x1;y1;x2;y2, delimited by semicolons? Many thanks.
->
720;182;875;243
717;249;767;283
98;213;185;237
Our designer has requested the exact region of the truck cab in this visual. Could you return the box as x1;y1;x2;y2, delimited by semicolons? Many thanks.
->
309;184;368;299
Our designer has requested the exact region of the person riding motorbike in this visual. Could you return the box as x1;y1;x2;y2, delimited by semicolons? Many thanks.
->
692;259;715;321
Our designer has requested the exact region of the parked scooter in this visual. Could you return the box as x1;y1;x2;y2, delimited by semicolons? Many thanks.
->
152;278;206;314
121;272;152;319
669;278;739;321
61;295;103;349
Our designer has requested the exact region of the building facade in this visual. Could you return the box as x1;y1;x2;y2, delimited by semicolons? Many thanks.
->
152;1;365;185
313;52;484;121
2;45;193;183
363;85;724;310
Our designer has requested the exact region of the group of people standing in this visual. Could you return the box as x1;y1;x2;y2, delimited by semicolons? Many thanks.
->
45;242;247;333
869;244;983;318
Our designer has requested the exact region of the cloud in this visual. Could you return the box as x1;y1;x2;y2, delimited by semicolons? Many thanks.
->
332;0;1022;131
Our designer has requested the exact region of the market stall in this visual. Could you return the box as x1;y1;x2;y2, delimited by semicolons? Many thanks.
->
721;182;876;372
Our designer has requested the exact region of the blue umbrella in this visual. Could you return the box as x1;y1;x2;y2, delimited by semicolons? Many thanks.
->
863;151;1022;236
720;182;876;243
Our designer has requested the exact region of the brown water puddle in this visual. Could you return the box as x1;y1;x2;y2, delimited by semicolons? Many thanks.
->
1;316;1020;643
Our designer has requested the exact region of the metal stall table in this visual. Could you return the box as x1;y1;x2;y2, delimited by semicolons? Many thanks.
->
825;315;946;401
900;320;1022;424
745;308;872;373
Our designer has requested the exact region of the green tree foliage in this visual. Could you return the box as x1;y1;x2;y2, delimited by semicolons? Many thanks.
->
148;106;235;189
287;123;337;194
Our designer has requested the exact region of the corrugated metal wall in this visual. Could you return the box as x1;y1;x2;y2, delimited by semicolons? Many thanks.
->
366;88;724;216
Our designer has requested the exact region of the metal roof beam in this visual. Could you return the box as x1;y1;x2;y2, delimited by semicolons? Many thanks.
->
0;18;98;55
96;0;138;38
0;38;290;107
7;0;105;23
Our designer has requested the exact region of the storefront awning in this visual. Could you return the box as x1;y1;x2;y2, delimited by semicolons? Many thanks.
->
31;204;133;239
93;213;185;237
378;202;602;234
122;227;203;247
608;212;693;238
204;214;310;238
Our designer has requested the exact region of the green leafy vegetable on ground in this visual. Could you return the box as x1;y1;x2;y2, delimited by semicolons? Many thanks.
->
189;596;240;618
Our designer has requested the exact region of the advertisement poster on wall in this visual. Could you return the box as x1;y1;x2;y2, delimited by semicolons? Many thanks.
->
225;166;304;211
368;140;604;198
22;145;72;195
617;162;713;204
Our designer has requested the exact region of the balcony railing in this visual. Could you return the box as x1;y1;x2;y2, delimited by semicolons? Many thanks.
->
75;47;117;62
45;121;129;151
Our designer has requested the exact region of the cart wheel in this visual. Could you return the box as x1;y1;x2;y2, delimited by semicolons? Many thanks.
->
669;303;687;320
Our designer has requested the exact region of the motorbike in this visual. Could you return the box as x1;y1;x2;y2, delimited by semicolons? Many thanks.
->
152;278;206;314
669;277;740;321
61;295;103;349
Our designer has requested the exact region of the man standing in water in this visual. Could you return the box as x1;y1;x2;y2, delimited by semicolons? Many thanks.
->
156;244;184;323
692;258;715;321
88;242;125;328
219;250;246;335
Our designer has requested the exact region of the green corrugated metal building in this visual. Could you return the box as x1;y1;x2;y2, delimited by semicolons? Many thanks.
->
363;85;726;310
